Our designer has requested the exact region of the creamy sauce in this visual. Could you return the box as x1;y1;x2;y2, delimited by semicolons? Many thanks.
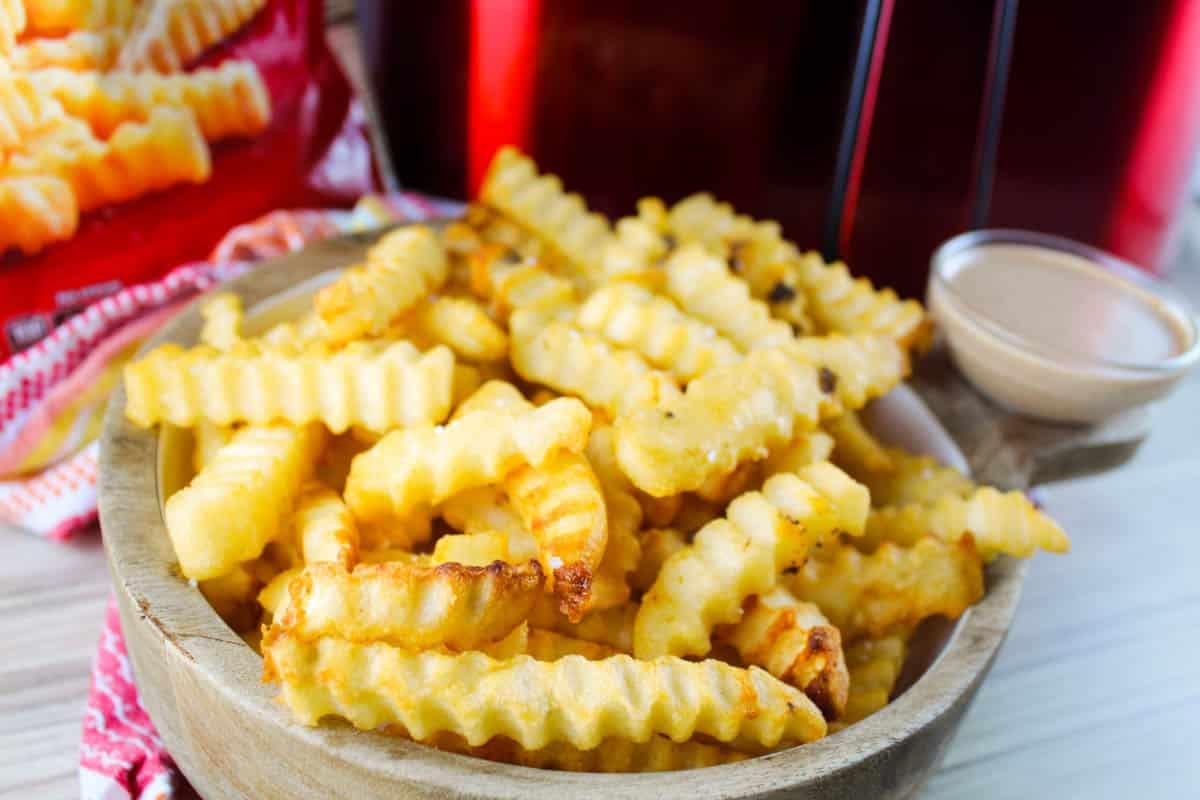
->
942;243;1189;365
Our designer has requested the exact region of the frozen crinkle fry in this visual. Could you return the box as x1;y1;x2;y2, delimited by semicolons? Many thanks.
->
574;283;741;381
24;0;137;35
263;638;826;751
510;311;681;419
315;225;448;344
862;486;1070;560
123;340;455;432
0;75;68;153
426;732;747;773
198;292;243;350
9;28;124;71
0;176;79;256
634;464;868;659
291;482;360;569
30;60;272;140
664;244;794;351
831;629;912;730
614;347;825;497
0;0;24;54
480;146;613;290
164;424;325;580
8;106;211;212
344;397;591;523
717;587;849;719
118;0;267;72
785;537;984;641
270;560;543;651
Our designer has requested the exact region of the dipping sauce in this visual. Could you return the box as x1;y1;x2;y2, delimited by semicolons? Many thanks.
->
940;243;1188;365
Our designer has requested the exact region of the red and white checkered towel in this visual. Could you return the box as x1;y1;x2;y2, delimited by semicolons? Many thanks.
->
0;193;459;799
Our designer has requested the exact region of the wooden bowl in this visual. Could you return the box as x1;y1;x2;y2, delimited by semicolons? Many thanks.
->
99;228;1026;799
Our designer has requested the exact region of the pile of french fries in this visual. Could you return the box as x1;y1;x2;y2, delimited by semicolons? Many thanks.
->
123;147;1070;772
0;0;271;256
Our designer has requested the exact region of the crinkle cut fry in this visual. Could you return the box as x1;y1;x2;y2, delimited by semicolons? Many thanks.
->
831;628;912;730
529;600;638;654
9;29;124;71
198;292;243;350
1;74;68;153
423;732;748;772
269;559;543;651
856;446;975;508
0;0;23;53
479;146;613;290
24;0;137;35
263;637;826;752
344;396;591;523
862;486;1070;560
510;310;681;419
291;481;360;569
118;0;268;72
123;341;455;433
574;283;741;381
717;586;849;719
783;334;910;413
824;407;895;476
614;347;825;497
634;464;868;659
664;244;794;351
7;106;211;212
30;61;272;140
164;424;325;580
0;176;79;256
315;225;449;344
784;536;984;641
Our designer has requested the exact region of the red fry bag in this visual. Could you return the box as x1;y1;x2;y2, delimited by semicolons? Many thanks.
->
0;0;383;357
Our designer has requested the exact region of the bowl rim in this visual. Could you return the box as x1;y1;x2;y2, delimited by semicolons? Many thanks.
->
98;226;1027;799
929;228;1200;378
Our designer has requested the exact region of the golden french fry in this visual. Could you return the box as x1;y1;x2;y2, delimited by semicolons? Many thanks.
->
264;637;826;751
825;408;895;476
291;481;359;569
164;424;325;580
8;106;211;212
198;292;242;350
123;341;455;432
786;537;984;641
856;446;975;508
1;75;68;153
529;599;638;654
510;310;681;419
118;0;267;72
257;565;301;618
795;250;932;350
469;245;577;320
24;0;137;35
761;429;836;477
0;175;79;256
831;628;913;730
630;528;687;594
30;60;271;140
587;485;642;612
312;432;369;493
430;528;538;566
664;244;793;351
717;587;848;719
393;295;508;362
315;225;448;345
526;628;617;661
574;283;741;381
601;197;672;289
191;420;234;473
437;485;527;539
0;0;24;54
9;28;124;70
614;348;824;496
783;334;909;413
862;487;1070;560
634;464;868;659
425;732;747;773
270;559;544;651
479;146;612;291
344;396;591;523
694;459;762;504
